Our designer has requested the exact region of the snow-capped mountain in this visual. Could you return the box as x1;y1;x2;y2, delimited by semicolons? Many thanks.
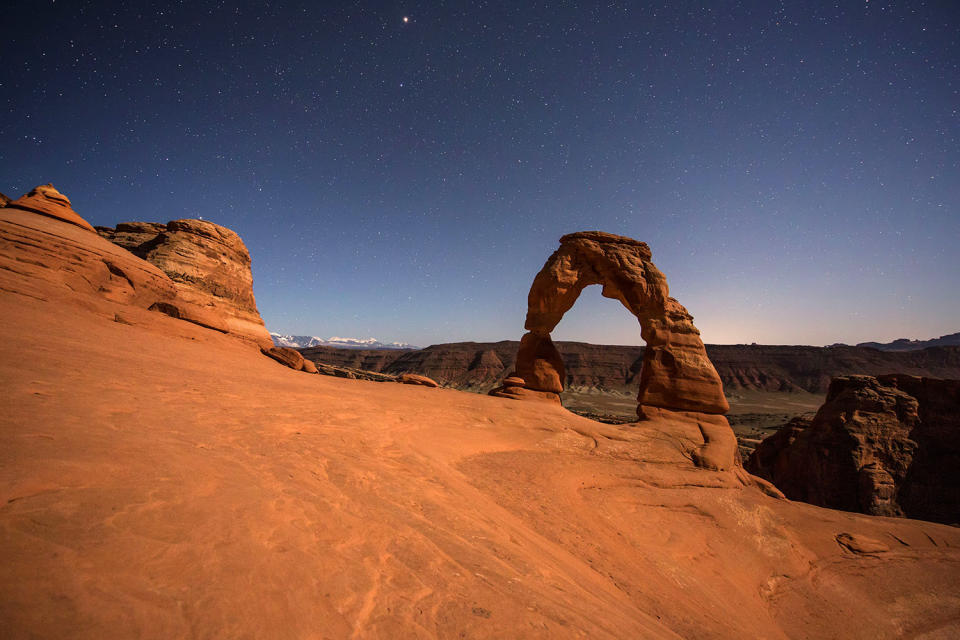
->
269;333;418;350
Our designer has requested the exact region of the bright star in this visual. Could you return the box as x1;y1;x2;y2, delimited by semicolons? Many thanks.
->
402;16;409;23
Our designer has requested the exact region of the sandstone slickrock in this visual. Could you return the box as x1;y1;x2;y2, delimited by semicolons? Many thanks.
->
509;231;728;417
0;192;10;207
261;346;305;371
97;219;271;346
4;190;960;639
397;373;440;387
0;207;177;311
746;374;960;524
5;184;97;233
490;232;737;470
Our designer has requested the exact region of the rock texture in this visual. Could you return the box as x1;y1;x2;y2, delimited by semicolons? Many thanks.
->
397;373;440;387
0;207;177;311
300;340;960;396
4;189;960;639
98;219;271;346
746;375;960;524
261;346;306;371
5;184;97;233
510;231;728;416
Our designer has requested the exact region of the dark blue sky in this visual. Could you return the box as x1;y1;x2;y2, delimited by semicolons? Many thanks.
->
2;1;957;346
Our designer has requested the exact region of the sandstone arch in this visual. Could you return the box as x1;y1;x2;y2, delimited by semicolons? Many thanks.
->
496;231;729;417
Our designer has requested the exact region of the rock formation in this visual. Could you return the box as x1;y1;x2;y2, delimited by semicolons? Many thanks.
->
261;345;306;371
296;340;960;396
397;373;440;387
97;219;271;346
0;200;178;311
5;187;960;639
6;184;97;233
746;374;960;524
493;232;728;417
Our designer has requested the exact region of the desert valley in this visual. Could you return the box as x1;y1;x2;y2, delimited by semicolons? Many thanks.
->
1;185;958;638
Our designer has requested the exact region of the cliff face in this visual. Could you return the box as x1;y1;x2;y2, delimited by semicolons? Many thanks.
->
745;375;960;524
708;344;960;393
300;341;960;396
97;219;271;346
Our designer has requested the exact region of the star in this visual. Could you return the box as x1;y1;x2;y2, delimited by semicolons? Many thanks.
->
402;16;409;23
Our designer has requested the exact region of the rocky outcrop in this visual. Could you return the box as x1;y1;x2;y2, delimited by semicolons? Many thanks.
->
313;362;397;382
0;205;177;311
298;340;960;397
5;184;96;233
262;346;306;371
96;221;167;251
745;375;960;524
97;219;271;346
503;231;728;417
397;373;439;388
0;192;10;207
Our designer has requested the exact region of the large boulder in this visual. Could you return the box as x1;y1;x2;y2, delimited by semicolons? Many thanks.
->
261;346;305;371
97;219;272;346
745;374;960;524
5;184;97;233
397;373;440;388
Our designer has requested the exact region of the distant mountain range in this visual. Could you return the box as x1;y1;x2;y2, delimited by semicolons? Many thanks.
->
298;340;960;396
270;332;418;350
854;332;960;351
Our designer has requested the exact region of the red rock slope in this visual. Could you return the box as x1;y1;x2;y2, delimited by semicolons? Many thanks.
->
2;200;959;639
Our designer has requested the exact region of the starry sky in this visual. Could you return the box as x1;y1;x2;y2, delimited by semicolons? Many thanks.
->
2;1;957;347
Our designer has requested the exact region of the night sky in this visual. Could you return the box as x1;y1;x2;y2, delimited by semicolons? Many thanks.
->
2;1;957;347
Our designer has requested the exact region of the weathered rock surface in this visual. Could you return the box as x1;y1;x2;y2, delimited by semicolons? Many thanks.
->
313;362;397;382
746;374;960;524
261;346;305;371
95;221;167;251
0;207;177;311
97;219;271;346
5;184;97;233
0;192;10;207
3;191;960;639
517;231;728;416
397;373;440;387
297;340;960;396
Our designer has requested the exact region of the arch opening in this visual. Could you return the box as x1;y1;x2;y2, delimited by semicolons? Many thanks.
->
492;231;729;418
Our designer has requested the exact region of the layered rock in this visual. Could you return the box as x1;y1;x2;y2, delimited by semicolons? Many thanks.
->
745;375;960;524
96;221;167;251
397;373;440;388
0;204;177;311
502;231;728;416
6;184;96;233
261;346;306;371
97;219;271;346
296;340;960;397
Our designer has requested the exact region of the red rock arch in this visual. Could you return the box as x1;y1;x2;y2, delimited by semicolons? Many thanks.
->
498;231;728;417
